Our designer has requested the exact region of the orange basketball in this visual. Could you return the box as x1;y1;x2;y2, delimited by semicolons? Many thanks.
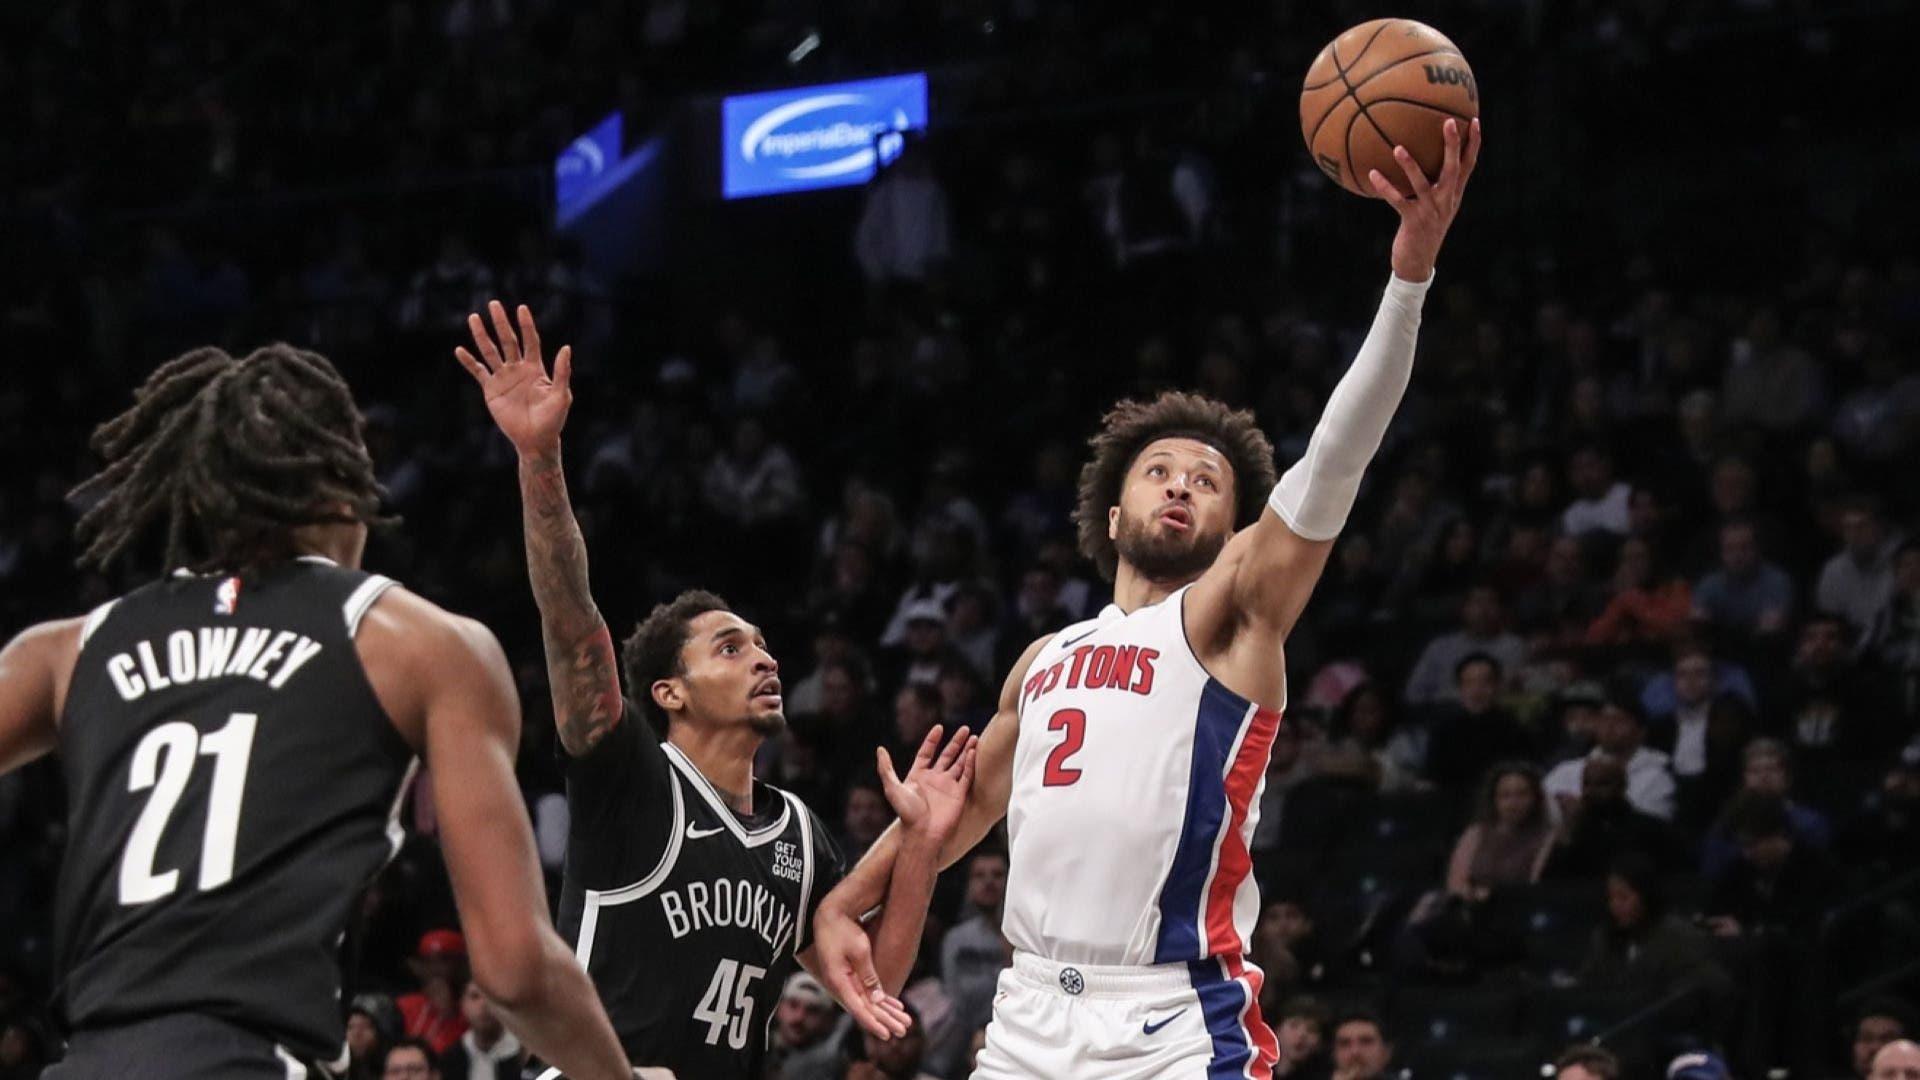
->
1299;18;1479;198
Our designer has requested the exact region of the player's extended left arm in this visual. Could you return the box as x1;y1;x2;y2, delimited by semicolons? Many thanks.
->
1234;118;1480;633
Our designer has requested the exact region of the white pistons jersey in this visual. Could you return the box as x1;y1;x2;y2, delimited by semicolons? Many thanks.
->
1003;584;1283;970
989;585;1284;1077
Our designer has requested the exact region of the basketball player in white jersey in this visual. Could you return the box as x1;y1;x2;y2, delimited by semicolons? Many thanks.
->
810;118;1481;1079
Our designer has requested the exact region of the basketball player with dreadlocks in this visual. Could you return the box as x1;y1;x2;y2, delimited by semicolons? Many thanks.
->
0;346;650;1079
453;304;971;1079
812;121;1482;1079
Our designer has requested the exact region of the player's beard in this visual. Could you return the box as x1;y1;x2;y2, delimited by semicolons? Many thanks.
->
747;709;787;737
1113;507;1227;583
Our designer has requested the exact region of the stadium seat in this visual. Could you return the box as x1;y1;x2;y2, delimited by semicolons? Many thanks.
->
1324;841;1443;898
1519;988;1641;1045
1405;1038;1549;1080
1343;791;1458;852
1388;984;1521;1047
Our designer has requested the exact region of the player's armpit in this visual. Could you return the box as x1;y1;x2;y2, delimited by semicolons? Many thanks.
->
0;617;82;775
1188;510;1337;653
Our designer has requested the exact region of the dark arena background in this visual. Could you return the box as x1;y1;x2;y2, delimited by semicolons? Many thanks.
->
5;1;1920;1078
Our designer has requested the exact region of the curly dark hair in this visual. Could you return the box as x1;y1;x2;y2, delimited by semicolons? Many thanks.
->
1072;391;1278;582
70;344;388;576
622;589;733;734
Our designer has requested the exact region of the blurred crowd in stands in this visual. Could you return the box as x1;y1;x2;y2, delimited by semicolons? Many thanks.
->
4;0;1918;1078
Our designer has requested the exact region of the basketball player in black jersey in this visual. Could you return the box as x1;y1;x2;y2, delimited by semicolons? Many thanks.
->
0;345;648;1079
455;303;971;1078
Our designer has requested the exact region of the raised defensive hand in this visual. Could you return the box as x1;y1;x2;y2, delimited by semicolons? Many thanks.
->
454;300;574;457
876;724;979;843
1369;116;1482;283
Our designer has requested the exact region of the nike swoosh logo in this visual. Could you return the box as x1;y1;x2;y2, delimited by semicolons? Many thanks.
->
1060;628;1101;649
685;823;726;840
1143;1009;1187;1035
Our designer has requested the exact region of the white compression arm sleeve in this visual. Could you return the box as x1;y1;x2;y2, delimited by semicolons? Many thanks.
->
1267;271;1431;541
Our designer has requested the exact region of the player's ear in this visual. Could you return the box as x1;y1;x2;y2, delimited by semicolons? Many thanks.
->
651;677;686;715
1107;505;1120;540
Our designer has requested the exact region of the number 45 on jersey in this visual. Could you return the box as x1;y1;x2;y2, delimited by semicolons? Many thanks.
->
693;959;766;1050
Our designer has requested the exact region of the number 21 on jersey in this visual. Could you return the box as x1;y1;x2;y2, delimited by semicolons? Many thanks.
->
120;712;258;905
694;959;766;1050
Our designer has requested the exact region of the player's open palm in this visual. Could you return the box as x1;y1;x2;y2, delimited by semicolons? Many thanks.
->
877;724;978;844
454;300;573;457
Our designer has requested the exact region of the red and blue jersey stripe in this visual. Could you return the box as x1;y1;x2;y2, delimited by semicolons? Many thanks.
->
1155;677;1282;1078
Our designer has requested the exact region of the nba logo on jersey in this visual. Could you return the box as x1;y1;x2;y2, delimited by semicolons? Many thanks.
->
213;577;241;615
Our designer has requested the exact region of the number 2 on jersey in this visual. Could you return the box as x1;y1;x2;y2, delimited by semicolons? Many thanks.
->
694;959;766;1049
1043;708;1086;786
119;712;258;905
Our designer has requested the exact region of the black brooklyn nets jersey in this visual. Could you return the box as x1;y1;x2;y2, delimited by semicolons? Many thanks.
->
550;701;843;1079
53;557;416;1068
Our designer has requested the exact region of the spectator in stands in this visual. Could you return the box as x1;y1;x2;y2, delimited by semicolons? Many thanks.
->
1836;745;1920;886
1779;614;1892;764
1692;520;1794;643
881;602;957;691
1274;995;1333;1080
1705;793;1839;940
1647;647;1722;776
1586;536;1693;649
705;416;807;529
1700;738;1831;876
398;232;494;332
347;993;403;1080
769;972;846;1080
1563;443;1632;537
1553;1044;1622;1079
1641;643;1759;723
1545;694;1678;823
1329;1009;1395;1080
888;684;944;767
1721;305;1825;435
1313;682;1427;794
437;979;522;1080
1252;894;1334;1006
1517;535;1603;643
941;850;1011;1055
840;783;892;861
1446;763;1555;899
854;141;952;287
398;930;468;1055
1404;585;1527;706
1818;499;1901;642
1871;1041;1920;1080
944;584;1000;683
1542;680;1607;764
1578;853;1725;997
383;1037;442;1079
1426;655;1534;790
1667;1050;1733;1079
1837;999;1917;1080
1865;541;1920;721
1545;756;1681;878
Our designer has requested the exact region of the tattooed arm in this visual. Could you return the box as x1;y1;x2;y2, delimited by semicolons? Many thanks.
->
456;301;623;757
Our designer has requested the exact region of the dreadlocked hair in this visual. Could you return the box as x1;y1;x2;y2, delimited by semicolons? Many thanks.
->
71;343;390;575
1072;390;1278;582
